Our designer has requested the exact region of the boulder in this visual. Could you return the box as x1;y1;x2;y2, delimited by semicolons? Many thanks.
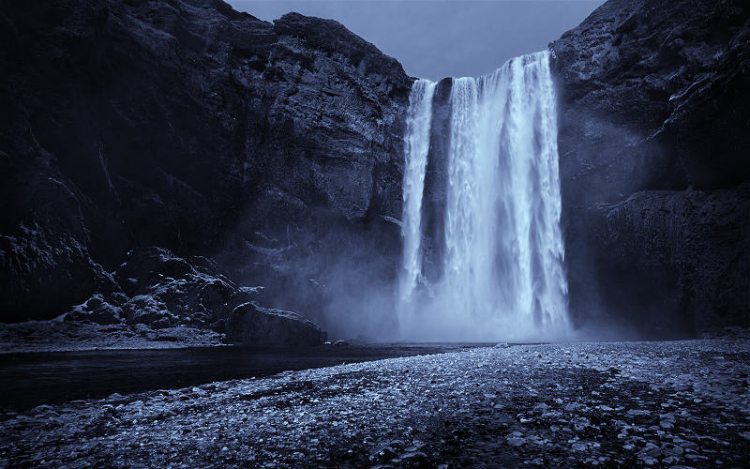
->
116;247;259;329
225;302;326;347
63;293;124;326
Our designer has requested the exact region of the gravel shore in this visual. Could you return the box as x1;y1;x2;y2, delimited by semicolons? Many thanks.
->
2;338;749;468
0;321;225;354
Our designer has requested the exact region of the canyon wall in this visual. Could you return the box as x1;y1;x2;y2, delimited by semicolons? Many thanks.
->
0;0;410;334
551;0;750;337
1;0;747;339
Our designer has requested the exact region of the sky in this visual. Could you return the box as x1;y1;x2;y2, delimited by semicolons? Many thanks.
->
227;0;605;80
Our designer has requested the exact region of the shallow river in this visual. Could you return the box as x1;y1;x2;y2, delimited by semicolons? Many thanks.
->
0;343;488;410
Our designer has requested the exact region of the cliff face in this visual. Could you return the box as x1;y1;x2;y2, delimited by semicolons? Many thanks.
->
2;0;747;339
550;0;750;336
0;0;410;328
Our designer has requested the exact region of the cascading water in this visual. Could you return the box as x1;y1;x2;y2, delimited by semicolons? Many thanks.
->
398;51;569;341
400;80;436;310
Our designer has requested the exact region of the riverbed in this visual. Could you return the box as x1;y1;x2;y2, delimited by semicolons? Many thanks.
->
1;338;749;468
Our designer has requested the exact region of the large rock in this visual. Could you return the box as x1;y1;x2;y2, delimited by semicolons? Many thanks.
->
550;0;750;335
0;0;411;326
54;246;330;344
63;293;125;326
114;247;259;330
225;302;326;347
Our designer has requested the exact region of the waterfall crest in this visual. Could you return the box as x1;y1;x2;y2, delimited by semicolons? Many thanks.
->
398;51;569;341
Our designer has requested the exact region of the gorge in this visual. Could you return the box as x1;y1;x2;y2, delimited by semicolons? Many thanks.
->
0;0;748;343
2;1;750;467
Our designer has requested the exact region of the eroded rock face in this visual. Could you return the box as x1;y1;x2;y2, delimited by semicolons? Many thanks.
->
114;247;259;330
3;0;747;340
0;0;410;325
581;185;750;337
550;0;750;335
225;302;326;347
552;0;750;199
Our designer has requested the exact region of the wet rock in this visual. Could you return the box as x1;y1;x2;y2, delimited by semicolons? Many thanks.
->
507;436;526;447
63;293;124;325
115;248;258;329
225;302;326;347
398;450;428;466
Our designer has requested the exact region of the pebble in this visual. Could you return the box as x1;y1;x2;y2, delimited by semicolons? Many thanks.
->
1;339;749;468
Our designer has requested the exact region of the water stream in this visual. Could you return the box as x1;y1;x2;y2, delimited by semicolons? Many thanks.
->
399;51;569;341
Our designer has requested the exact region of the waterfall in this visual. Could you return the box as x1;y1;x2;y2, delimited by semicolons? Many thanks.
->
398;51;569;341
399;80;436;334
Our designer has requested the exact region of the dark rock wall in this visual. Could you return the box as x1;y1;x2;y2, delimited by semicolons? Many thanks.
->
420;77;453;284
2;0;747;338
0;0;411;327
551;0;750;336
